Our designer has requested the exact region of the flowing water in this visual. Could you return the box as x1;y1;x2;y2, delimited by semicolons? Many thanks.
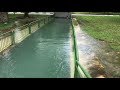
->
0;18;72;78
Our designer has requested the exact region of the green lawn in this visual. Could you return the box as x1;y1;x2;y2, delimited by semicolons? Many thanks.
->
73;12;120;15
76;16;120;51
0;20;15;30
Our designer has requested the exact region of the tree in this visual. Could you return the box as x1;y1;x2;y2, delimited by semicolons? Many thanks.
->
0;12;8;23
13;12;16;15
23;12;30;18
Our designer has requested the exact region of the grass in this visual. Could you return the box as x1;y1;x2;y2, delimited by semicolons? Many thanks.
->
73;12;120;15
0;20;15;31
76;16;120;51
0;14;49;31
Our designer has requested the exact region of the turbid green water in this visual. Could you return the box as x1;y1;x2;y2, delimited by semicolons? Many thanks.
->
0;18;72;78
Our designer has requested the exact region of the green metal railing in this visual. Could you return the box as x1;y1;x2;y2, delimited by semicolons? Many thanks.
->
71;18;92;78
0;15;54;53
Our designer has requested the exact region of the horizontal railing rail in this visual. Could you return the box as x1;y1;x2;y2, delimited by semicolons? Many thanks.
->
71;18;92;78
76;61;92;78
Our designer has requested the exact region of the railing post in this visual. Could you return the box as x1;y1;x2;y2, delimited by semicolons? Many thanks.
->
44;18;45;24
46;17;47;23
28;24;31;34
38;21;40;28
11;30;15;45
48;17;49;22
50;16;52;21
47;17;49;23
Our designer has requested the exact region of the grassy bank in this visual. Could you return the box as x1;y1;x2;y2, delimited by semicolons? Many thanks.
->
0;14;49;31
76;16;120;51
73;12;120;15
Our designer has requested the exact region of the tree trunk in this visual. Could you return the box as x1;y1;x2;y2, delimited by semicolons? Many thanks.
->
24;12;29;18
0;12;8;23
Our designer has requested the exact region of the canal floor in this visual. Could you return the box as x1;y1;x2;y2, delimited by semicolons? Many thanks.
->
0;18;72;78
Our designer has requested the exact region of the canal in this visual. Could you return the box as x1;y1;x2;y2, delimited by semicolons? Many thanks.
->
0;18;73;78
